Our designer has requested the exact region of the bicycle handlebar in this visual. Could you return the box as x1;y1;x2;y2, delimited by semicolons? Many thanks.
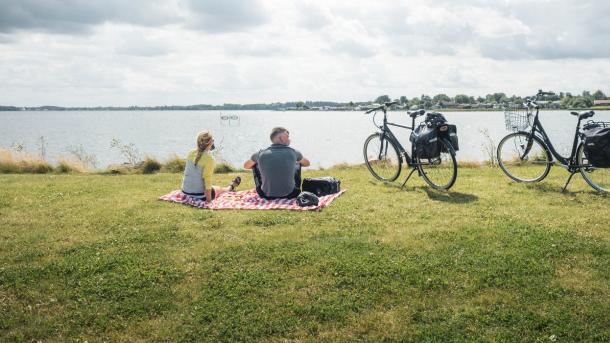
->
364;101;400;114
523;90;555;109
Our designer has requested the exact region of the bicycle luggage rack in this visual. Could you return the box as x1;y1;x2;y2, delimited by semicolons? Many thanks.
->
583;120;610;130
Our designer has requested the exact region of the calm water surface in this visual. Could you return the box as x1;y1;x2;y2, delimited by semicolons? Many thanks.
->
1;110;609;168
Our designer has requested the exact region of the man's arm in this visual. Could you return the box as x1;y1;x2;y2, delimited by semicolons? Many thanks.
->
244;152;259;169
243;159;256;169
299;157;310;167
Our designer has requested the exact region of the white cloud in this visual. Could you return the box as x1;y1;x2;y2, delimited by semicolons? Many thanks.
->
0;0;609;106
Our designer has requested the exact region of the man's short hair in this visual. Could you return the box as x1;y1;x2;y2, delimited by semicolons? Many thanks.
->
270;127;289;142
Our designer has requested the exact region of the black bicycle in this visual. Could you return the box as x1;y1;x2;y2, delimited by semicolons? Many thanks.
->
363;101;458;190
497;90;610;193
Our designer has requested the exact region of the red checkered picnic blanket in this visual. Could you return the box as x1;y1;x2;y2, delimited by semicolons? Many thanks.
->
159;189;346;211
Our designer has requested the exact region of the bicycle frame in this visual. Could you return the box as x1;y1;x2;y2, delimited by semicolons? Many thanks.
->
375;109;419;166
525;107;583;169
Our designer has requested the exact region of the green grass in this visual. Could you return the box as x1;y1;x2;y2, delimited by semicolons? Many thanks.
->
1;165;609;342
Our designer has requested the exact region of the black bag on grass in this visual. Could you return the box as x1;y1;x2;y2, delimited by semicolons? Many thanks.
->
302;177;341;196
583;126;610;168
296;191;319;207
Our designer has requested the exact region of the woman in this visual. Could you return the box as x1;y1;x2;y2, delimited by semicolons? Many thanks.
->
181;131;240;202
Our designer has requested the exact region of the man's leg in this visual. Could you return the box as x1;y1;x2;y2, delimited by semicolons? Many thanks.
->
294;164;302;191
253;164;267;198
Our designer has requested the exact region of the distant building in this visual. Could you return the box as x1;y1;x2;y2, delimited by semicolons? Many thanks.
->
594;99;610;106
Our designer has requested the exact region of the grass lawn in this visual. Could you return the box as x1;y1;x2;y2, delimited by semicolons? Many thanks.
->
1;165;609;342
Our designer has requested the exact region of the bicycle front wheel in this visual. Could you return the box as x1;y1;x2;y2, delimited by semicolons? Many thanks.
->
497;132;552;182
578;143;610;193
363;133;402;181
417;139;457;190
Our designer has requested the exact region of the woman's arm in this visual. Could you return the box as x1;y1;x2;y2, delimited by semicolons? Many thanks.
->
204;188;213;203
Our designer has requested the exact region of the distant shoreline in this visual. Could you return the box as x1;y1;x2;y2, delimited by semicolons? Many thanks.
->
0;107;504;112
2;107;609;112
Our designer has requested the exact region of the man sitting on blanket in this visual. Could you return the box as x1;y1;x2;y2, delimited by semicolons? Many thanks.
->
244;127;310;199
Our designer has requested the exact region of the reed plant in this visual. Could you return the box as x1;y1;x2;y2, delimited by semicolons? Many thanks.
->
0;148;54;174
56;158;88;174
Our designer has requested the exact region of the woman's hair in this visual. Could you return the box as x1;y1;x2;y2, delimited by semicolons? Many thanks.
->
194;131;213;165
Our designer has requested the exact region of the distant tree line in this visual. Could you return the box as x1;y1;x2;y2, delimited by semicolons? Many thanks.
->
375;89;608;110
1;89;607;111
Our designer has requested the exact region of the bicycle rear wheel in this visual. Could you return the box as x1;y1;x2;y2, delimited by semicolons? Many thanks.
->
578;143;610;193
417;139;457;190
497;132;552;182
363;133;402;182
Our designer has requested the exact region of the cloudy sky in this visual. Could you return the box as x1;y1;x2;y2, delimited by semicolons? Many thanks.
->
1;0;609;106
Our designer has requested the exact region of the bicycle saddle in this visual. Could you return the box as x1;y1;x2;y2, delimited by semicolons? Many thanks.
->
570;110;595;119
408;109;426;118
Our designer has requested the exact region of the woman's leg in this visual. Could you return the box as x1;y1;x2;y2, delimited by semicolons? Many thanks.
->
211;176;241;198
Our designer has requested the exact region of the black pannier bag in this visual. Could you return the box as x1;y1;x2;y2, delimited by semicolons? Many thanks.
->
302;177;341;196
442;124;459;152
583;126;610;168
410;125;441;159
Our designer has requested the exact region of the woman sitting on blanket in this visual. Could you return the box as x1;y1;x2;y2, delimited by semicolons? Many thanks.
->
181;131;240;202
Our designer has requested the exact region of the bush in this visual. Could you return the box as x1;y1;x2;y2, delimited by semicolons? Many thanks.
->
162;155;185;173
102;165;131;175
214;162;237;174
140;157;162;174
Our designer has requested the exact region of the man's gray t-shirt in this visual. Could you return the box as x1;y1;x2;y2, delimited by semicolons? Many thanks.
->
251;144;303;197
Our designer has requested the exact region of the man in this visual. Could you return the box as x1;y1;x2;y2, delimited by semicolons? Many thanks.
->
244;127;310;199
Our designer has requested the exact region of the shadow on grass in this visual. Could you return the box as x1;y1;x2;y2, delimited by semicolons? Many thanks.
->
372;180;478;203
524;182;562;193
524;181;607;197
422;188;478;203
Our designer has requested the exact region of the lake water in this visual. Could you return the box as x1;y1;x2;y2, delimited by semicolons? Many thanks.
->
1;110;609;169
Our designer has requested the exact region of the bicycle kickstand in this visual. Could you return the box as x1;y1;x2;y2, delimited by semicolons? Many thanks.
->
400;168;417;189
562;172;577;193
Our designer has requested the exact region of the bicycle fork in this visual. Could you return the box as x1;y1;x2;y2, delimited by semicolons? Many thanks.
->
378;135;389;160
